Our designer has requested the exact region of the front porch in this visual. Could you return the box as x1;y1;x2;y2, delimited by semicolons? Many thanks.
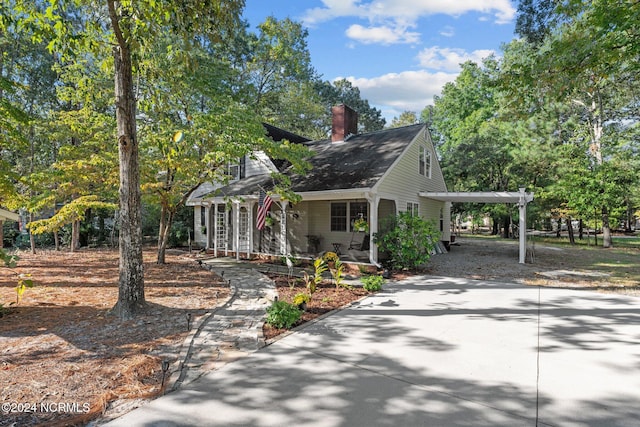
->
196;194;400;266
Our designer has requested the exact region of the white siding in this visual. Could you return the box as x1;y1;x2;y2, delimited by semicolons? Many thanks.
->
375;127;450;240
245;151;277;176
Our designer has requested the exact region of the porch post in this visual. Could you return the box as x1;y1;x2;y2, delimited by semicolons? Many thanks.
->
279;201;287;255
234;201;240;261
368;192;379;265
213;203;218;257
225;205;230;257
518;187;530;264
249;201;254;257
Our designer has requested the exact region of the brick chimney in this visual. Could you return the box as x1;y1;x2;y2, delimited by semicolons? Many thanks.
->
331;104;358;142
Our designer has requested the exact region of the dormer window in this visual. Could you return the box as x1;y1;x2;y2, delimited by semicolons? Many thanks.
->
225;156;246;182
226;162;240;181
419;145;431;178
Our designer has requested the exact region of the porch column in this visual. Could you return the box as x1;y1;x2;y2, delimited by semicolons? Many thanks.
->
213;203;218;257
234;201;240;261
368;192;379;265
279;201;287;255
249;201;254;257
204;204;210;250
225;206;230;257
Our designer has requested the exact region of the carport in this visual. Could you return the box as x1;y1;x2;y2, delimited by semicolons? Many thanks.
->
419;188;534;264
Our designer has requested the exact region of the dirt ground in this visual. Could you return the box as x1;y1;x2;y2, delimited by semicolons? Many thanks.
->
0;248;229;427
426;236;640;295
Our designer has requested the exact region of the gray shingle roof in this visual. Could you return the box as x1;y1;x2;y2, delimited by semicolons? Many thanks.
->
201;123;425;199
290;123;425;192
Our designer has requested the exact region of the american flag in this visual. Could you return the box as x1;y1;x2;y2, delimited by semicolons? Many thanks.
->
256;190;273;230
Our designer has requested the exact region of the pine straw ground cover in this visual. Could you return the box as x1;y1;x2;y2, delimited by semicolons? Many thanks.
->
0;248;228;427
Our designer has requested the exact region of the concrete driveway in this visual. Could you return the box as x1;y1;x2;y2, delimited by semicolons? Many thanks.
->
106;276;640;427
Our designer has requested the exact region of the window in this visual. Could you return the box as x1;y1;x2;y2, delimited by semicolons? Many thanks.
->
200;206;206;227
419;145;431;178
407;202;419;216
440;207;444;232
226;156;245;181
331;202;347;231
226;162;240;181
331;201;369;232
349;202;368;232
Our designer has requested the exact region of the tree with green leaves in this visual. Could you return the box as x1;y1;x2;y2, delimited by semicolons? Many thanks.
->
509;0;640;247
389;111;419;128
15;0;246;319
315;78;386;134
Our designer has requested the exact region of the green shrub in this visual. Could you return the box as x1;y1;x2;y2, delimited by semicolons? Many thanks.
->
266;300;301;329
361;275;385;292
373;211;440;270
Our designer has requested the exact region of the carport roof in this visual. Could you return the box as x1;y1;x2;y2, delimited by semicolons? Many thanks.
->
419;191;534;204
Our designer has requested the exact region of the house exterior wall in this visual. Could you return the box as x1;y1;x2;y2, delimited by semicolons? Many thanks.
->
190;153;277;247
302;199;370;255
193;205;207;247
375;127;450;241
287;201;310;254
245;151;276;176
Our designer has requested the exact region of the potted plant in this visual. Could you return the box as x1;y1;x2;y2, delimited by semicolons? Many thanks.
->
353;217;369;233
265;214;275;227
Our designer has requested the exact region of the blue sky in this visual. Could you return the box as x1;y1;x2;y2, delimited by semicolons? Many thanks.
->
242;0;518;123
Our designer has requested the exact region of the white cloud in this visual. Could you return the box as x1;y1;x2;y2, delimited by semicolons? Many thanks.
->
345;24;420;45
303;0;516;33
338;70;458;120
439;26;455;37
417;46;496;72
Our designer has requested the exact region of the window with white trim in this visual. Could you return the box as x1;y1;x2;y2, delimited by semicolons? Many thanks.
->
407;202;419;216
331;202;347;232
225;156;245;182
419;145;431;178
331;201;369;232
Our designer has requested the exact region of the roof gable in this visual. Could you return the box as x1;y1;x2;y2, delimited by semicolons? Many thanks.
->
289;124;426;192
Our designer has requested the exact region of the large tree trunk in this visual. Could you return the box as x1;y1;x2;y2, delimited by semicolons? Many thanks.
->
156;205;174;264
71;219;80;252
601;206;612;248
567;217;575;245
109;8;145;319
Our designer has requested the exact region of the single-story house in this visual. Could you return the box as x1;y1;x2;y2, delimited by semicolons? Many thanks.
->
187;104;451;265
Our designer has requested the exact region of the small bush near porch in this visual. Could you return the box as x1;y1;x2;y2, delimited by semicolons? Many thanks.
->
374;212;441;271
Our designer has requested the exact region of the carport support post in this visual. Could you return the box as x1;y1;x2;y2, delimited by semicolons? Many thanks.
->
518;187;527;264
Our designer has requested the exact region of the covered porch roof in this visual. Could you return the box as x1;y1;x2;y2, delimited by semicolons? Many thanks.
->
0;208;19;222
419;189;535;264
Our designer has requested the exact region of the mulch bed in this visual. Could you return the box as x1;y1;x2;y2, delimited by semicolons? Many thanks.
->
262;273;372;341
0;248;228;427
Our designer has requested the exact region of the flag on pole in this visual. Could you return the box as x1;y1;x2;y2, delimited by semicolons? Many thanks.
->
256;190;273;230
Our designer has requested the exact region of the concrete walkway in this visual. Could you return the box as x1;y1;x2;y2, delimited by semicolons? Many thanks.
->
106;275;640;427
169;258;277;388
